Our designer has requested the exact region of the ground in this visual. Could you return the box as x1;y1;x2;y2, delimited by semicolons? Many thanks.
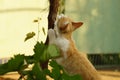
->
0;70;120;80
100;70;120;80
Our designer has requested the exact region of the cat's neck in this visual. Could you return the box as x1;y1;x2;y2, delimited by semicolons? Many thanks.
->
64;34;79;55
61;32;72;40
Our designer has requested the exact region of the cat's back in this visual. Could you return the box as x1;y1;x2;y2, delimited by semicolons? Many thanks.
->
62;52;101;80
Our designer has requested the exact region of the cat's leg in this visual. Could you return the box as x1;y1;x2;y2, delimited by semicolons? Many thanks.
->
48;29;56;44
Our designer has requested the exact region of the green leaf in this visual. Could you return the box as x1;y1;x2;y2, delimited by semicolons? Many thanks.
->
33;42;60;62
33;19;38;22
48;60;63;80
24;56;35;64
0;54;24;75
32;62;46;80
24;32;35;42
39;44;60;62
42;27;46;35
27;74;35;80
33;42;46;61
0;63;9;75
8;54;24;71
25;71;35;80
47;44;60;58
61;73;83;80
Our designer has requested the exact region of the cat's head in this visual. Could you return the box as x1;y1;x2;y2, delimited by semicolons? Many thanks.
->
54;14;83;35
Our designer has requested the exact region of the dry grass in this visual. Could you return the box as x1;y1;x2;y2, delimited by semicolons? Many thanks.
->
0;72;19;80
0;70;120;80
99;70;120;80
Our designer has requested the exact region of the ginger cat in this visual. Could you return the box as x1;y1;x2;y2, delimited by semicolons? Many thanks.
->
48;14;101;80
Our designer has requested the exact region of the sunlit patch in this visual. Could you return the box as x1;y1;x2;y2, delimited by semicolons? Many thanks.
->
91;8;99;17
0;0;49;58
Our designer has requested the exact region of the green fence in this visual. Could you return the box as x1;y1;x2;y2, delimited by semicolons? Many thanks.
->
88;53;120;70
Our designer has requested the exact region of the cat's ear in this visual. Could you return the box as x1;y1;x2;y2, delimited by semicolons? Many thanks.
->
72;22;83;30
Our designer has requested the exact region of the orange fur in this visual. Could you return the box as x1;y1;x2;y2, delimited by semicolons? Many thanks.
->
48;14;101;80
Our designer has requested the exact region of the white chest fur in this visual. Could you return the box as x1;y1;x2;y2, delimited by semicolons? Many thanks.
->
48;29;69;53
48;29;69;63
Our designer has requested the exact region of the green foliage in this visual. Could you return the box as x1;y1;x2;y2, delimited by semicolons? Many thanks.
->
33;42;60;62
0;42;82;80
0;54;24;75
24;32;35;42
32;62;46;80
47;60;83;80
42;27;46;35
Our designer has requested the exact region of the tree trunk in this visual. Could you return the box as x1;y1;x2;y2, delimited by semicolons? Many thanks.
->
41;0;59;69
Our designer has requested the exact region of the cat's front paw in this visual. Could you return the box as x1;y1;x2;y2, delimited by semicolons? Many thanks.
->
48;29;56;44
48;29;54;35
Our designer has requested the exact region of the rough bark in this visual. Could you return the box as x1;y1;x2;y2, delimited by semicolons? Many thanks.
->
41;0;59;69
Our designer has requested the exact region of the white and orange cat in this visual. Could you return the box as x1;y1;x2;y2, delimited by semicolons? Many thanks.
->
48;14;101;80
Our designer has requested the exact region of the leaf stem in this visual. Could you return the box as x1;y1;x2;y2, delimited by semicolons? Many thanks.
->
37;17;40;41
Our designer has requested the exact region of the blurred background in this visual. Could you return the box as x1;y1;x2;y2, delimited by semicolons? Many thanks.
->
0;0;120;80
0;0;120;70
0;0;49;58
65;0;120;54
65;0;120;70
